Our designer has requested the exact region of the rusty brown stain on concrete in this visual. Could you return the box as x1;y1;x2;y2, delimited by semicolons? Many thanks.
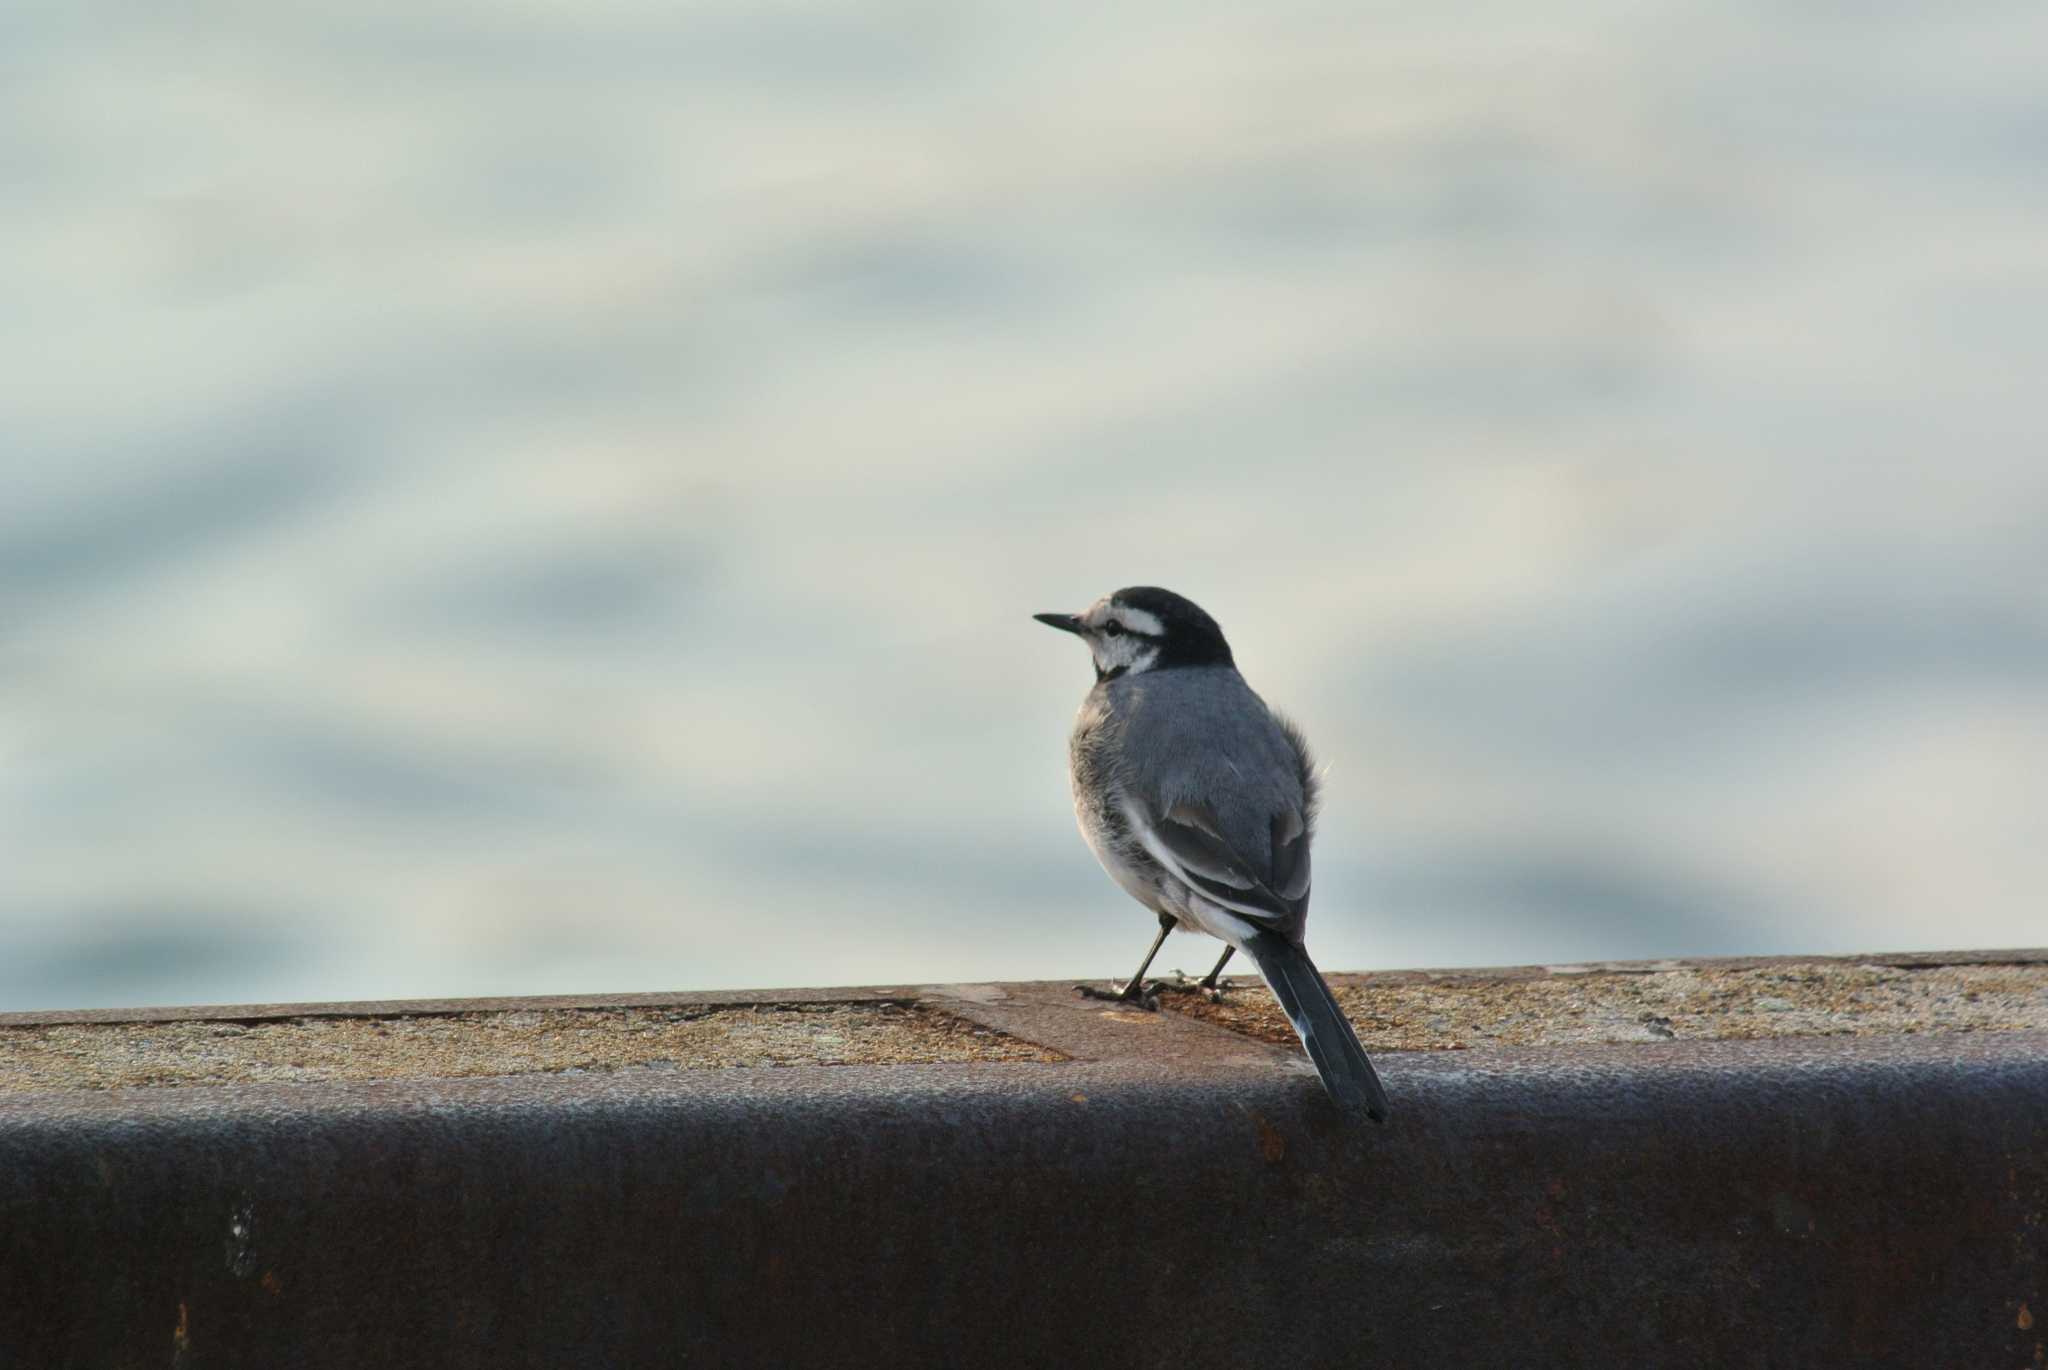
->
1250;1111;1286;1165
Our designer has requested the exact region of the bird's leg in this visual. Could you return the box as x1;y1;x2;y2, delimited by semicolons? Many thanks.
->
1076;920;1173;1008
1197;946;1235;992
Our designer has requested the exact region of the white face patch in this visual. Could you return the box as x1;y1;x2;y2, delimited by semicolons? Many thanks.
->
1081;597;1165;678
1089;631;1159;678
1112;605;1164;637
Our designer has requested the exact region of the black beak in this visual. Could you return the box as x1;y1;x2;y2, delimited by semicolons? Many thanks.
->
1033;612;1085;635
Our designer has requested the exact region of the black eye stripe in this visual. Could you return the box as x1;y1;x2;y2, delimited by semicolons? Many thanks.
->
1100;622;1167;641
1105;618;1171;643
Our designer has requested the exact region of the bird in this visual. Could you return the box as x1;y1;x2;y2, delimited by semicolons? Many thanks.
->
1035;586;1389;1121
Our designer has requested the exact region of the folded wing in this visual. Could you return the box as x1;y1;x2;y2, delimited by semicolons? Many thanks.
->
1123;795;1312;930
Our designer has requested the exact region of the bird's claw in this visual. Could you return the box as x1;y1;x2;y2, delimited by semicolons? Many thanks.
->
1074;980;1161;1009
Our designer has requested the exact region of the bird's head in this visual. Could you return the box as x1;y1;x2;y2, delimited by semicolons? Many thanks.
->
1034;586;1235;683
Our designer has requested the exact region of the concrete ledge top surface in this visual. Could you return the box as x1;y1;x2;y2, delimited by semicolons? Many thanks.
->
4;949;2044;1368
2;947;2043;1098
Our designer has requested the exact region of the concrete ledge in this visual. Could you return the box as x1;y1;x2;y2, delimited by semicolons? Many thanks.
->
3;952;2045;1367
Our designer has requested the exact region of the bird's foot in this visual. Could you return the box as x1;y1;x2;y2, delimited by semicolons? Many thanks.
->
1074;979;1161;1009
1150;970;1234;1003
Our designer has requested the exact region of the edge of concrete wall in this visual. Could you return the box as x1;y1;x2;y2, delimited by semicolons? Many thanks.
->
3;951;2044;1368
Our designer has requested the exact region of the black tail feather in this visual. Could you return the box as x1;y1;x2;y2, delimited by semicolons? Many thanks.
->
1243;931;1389;1122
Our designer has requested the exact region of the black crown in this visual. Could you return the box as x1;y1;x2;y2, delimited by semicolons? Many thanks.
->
1111;586;1234;669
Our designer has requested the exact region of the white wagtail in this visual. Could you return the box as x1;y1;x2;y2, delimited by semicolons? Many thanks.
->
1035;586;1389;1121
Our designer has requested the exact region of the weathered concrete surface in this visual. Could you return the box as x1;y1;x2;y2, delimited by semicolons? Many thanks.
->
1166;951;2048;1048
11;952;2042;1094
0;1001;1061;1093
1;951;2043;1369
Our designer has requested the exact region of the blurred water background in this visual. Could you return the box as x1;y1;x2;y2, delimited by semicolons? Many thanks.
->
4;0;2046;1010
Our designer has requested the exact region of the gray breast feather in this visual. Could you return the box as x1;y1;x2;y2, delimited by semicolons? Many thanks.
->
1103;667;1318;928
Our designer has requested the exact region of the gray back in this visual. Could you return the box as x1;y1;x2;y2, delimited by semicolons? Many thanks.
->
1099;665;1314;890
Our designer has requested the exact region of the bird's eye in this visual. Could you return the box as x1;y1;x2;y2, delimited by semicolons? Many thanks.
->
1101;621;1124;638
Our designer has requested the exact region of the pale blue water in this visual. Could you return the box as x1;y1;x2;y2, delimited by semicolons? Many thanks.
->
3;0;2046;1010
